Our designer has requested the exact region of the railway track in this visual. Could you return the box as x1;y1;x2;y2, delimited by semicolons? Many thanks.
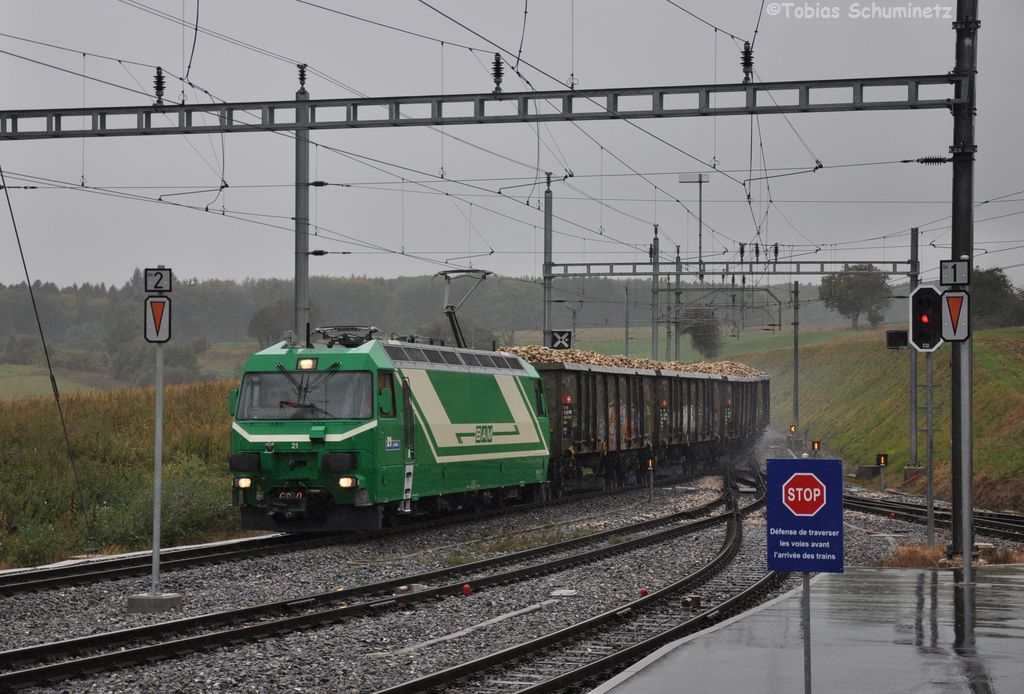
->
843;494;1024;542
0;484;651;597
0;487;740;690
375;489;778;694
755;443;1024;542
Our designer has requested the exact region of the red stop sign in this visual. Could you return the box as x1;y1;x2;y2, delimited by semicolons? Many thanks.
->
782;473;827;516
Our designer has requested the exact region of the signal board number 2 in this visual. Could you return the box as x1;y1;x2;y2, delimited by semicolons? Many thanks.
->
145;267;173;293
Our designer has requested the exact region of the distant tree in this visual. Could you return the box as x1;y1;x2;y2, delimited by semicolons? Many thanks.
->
820;264;892;329
247;299;292;348
681;308;723;360
972;267;1024;328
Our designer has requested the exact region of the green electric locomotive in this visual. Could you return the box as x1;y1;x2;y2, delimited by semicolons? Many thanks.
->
228;327;551;531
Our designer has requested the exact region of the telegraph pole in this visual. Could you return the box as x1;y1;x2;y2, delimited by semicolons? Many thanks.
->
909;227;937;546
294;65;310;342
674;245;682;360
950;0;978;582
909;227;919;474
793;281;800;443
624;285;630;356
651;225;660;360
543;172;554;348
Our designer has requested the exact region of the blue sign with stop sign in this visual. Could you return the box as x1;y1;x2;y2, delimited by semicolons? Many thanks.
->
766;458;844;573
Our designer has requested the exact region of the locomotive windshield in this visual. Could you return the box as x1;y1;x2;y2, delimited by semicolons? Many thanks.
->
236;370;373;420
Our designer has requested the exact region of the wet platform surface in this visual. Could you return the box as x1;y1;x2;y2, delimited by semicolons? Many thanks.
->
592;566;1024;693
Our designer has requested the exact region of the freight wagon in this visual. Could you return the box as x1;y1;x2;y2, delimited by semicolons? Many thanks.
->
536;361;769;494
228;330;769;532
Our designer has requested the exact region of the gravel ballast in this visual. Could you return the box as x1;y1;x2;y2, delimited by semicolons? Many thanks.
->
5;460;1021;693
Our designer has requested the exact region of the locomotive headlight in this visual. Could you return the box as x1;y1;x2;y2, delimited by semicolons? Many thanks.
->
234;477;253;489
297;358;318;370
338;476;357;489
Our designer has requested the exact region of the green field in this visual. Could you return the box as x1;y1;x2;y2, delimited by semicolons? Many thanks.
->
0;364;107;398
0;341;258;399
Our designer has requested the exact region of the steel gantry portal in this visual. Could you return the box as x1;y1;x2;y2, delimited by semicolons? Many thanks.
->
0;72;960;342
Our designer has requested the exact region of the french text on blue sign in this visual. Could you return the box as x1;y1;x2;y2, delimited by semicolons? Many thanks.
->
766;458;844;573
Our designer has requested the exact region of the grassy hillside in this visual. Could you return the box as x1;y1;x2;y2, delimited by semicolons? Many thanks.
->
735;327;1024;511
516;325;862;363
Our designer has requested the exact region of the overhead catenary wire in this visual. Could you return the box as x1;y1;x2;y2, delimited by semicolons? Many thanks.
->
661;0;745;41
10;7;1022;284
2;28;656;258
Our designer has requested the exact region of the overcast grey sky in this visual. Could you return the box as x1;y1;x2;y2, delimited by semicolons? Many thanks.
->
2;0;1021;289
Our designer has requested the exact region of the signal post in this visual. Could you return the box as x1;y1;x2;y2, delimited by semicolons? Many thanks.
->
128;266;182;613
767;457;844;694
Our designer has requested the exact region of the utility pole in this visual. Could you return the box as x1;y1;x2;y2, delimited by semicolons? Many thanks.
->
664;277;672;360
543;172;553;348
909;227;919;475
651;225;660;361
793;281;800;444
909;227;936;546
294;65;310;343
950;0;978;582
926;350;936;546
674;246;682;360
679;174;709;281
624;285;630;356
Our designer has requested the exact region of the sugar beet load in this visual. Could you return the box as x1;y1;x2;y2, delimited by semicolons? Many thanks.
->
229;330;769;531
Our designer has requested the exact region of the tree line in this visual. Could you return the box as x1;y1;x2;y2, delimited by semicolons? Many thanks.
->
820;264;1024;330
2;266;1020;385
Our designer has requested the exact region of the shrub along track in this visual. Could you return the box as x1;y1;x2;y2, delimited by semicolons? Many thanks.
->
0;482;744;690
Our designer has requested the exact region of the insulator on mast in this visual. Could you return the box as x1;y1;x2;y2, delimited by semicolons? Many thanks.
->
154;66;165;105
492;53;504;94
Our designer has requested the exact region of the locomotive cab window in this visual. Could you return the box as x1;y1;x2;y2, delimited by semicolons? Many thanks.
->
237;370;373;420
534;381;546;416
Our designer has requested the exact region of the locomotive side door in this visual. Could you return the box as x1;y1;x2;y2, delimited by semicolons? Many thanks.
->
375;371;406;509
398;375;416;512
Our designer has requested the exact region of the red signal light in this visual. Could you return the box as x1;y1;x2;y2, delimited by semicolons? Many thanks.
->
920;314;930;324
561;393;572;405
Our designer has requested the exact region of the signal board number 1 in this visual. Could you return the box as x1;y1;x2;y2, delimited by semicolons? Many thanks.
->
940;260;969;287
145;268;173;293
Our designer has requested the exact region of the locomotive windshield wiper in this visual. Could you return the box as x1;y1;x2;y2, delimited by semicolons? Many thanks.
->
275;362;303;393
275;362;339;402
278;400;337;418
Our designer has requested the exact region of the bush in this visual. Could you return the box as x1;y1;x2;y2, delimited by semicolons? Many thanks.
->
0;381;238;568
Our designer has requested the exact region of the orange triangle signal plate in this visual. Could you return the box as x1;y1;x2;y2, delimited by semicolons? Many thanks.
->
946;295;963;333
150;300;166;333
